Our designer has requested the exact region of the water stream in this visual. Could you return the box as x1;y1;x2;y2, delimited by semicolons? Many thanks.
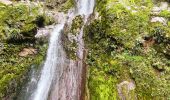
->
18;0;95;100
32;23;66;100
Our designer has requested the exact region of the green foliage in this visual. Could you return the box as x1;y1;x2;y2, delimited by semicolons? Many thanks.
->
0;43;47;98
71;15;84;35
65;39;78;59
160;10;170;18
0;2;51;99
85;0;170;99
116;52;170;99
88;69;118;100
150;23;170;58
8;29;24;41
96;0;152;48
87;53;118;100
0;3;54;42
59;0;75;12
63;15;84;59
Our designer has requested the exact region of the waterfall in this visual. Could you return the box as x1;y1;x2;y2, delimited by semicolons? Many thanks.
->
19;0;95;100
31;23;66;100
77;0;95;60
77;0;95;16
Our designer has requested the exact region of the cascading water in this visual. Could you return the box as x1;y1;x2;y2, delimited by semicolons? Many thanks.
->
77;0;95;59
31;23;66;100
19;0;95;100
77;0;95;16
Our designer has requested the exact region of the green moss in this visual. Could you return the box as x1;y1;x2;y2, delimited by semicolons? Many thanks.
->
0;43;47;98
63;15;84;59
0;2;50;99
71;15;84;35
65;39;78;59
59;0;75;12
0;3;54;42
116;53;170;99
87;55;118;100
85;0;170;99
88;70;118;100
159;10;170;18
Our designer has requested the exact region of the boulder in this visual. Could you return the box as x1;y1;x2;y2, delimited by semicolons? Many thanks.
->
19;47;38;57
151;17;167;25
117;81;136;100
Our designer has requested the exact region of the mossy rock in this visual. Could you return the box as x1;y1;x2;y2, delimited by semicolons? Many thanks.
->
71;15;84;35
0;3;54;42
85;0;170;99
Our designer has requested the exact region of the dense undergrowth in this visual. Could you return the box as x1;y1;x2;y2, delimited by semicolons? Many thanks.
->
0;2;53;98
85;0;170;99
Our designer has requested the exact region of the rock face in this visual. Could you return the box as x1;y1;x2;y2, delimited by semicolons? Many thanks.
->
46;0;94;99
35;12;65;38
49;55;87;100
49;15;87;100
35;25;55;38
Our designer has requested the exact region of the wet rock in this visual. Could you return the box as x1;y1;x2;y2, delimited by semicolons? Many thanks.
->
35;12;66;38
46;11;66;23
54;12;66;23
94;12;100;20
35;25;55;38
19;47;38;57
117;81;136;100
67;33;78;42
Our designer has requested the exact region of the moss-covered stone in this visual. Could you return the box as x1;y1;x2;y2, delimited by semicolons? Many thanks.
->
71;15;84;35
63;15;84;59
0;3;54;42
85;0;170;99
59;0;75;12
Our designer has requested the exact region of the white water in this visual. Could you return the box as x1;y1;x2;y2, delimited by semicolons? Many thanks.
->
30;0;95;100
77;0;95;59
77;0;95;16
32;23;65;100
